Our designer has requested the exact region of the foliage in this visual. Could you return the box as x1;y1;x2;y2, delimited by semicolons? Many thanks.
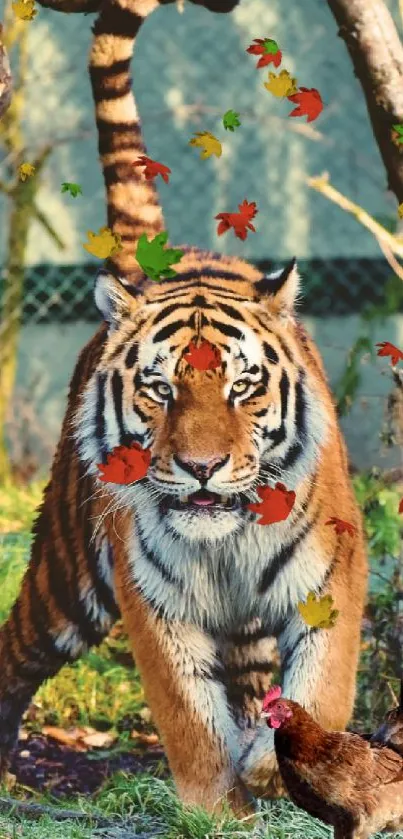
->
352;471;403;731
335;272;403;416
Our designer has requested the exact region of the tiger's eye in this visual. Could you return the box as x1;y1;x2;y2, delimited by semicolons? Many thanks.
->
154;382;171;397
232;380;250;394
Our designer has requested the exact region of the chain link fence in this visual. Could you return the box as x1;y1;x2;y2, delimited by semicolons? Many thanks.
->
0;0;403;476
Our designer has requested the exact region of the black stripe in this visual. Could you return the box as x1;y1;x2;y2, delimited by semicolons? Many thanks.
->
294;373;307;442
90;76;131;102
132;401;150;424
247;385;267;401
103;161;143;186
258;508;321;594
90;59;131;82
263;342;279;364
96;120;142;155
217;302;246;322
224;660;275;678
153;320;187;343
78;476;120;622
138;527;184;590
264;370;289;446
92;6;142;37
210;318;243;340
28;564;74;663
151;303;181;326
225;624;270;646
125;342;139;368
152;283;252;302
154;268;245;286
111;369;127;445
95;372;107;461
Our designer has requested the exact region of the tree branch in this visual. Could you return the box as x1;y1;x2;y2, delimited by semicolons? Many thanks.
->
325;0;403;204
0;25;12;120
32;202;66;249
307;172;403;259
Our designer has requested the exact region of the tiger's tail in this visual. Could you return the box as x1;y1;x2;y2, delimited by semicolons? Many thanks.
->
89;0;166;282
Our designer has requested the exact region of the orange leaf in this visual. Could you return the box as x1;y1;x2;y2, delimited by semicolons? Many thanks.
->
376;341;403;367
130;729;160;746
399;497;403;514
41;726;88;751
247;482;296;525
97;442;151;485
215;199;258;241
287;87;323;123
132;155;171;184
183;339;221;371
325;517;357;536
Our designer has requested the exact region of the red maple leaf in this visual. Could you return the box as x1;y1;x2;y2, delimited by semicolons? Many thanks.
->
246;38;282;69
132;155;171;184
97;442;151;484
183;339;221;371
399;497;403;515
215;199;258;241
325;517;357;536
376;341;403;367
247;482;296;525
287;87;323;123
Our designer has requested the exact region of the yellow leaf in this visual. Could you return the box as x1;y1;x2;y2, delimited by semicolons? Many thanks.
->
18;162;36;181
297;591;340;629
264;69;298;98
398;203;403;219
83;226;123;259
12;0;37;20
189;131;222;160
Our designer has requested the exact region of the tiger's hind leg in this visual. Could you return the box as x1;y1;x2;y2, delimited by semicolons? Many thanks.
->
0;496;120;776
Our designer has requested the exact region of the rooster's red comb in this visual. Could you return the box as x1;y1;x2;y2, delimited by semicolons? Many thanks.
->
262;684;282;711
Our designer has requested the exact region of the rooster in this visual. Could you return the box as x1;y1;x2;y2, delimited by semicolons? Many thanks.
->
370;680;403;757
261;685;403;839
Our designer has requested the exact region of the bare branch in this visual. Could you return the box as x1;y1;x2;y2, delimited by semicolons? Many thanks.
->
0;25;12;120
307;172;403;259
325;0;403;204
32;202;66;249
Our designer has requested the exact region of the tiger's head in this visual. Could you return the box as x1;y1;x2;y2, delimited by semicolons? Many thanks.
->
75;251;330;543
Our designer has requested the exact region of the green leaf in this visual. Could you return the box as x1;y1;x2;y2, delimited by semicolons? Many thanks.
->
222;109;241;132
135;231;184;282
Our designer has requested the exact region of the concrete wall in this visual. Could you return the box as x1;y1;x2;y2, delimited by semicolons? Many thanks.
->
8;314;403;475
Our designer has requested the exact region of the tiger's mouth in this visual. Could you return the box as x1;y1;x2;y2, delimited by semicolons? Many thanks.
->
159;488;250;512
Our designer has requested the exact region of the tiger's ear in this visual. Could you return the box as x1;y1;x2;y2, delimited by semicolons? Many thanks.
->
255;258;300;318
94;270;138;330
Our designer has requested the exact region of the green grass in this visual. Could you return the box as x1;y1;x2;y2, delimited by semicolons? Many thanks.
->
0;479;403;839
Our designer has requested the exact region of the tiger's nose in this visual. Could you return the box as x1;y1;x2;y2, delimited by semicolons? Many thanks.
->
173;454;230;484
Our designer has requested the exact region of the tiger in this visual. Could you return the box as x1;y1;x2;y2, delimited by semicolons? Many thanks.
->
0;0;368;818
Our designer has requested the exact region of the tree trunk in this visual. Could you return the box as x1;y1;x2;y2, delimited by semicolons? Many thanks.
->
326;0;403;204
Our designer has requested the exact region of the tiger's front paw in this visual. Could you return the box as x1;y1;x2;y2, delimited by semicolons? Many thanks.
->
237;724;286;799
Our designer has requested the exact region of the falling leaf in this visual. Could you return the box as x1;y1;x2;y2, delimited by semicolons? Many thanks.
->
135;231;184;282
61;181;83;198
325;517;357;536
391;124;403;147
398;203;403;219
246;37;282;69
399;497;403;515
189;131;222;160
12;0;37;19
183;339;222;371
97;442;151;485
287;87;324;123
215;199;258;241
376;341;403;367
18;162;35;181
132;155;171;184
222;109;241;132
264;69;298;98
298;591;339;629
83;227;123;259
247;482;296;525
